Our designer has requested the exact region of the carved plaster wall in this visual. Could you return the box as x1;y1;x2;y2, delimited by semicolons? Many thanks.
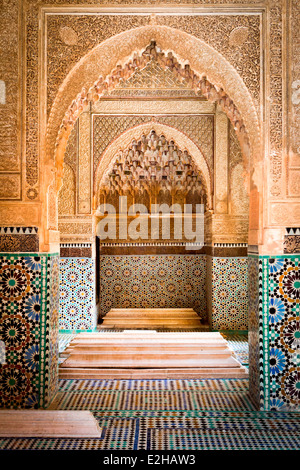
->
58;82;249;245
0;1;298;254
0;0;21;200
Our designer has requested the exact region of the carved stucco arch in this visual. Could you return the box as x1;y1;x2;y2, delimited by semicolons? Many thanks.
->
93;122;213;209
46;24;261;193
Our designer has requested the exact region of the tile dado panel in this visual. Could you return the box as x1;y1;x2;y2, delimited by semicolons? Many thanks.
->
100;255;207;322
0;253;59;409
59;258;97;331
207;257;248;331
249;255;300;411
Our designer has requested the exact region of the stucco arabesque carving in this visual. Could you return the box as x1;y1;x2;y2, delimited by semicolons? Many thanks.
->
46;26;260;195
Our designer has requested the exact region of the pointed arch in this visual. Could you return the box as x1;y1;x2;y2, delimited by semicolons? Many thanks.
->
46;25;261;192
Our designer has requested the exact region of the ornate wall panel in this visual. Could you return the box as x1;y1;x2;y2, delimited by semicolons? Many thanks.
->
288;1;300;201
290;0;300;159
0;0;298;414
0;227;39;253
155;14;261;111
60;242;92;258
0;175;21;200
20;5;261;205
215;106;228;213
25;5;40;201
108;57;199;98
269;1;284;199
59;257;96;331
229;122;249;216
0;252;59;409
0;0;20;177
58;221;92;236
46;12;261;118
78;112;92;214
207;257;248;330
99;255;207;321
0;205;40;228
58;163;76;216
2;1;297;236
93;100;215;115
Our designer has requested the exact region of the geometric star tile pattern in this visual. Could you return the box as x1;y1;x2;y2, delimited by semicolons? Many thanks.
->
268;256;300;410
0;253;59;409
210;257;248;330
249;254;300;411
100;255;207;322
59;258;96;331
1;377;300;450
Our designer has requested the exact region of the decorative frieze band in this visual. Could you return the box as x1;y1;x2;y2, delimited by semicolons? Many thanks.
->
214;243;248;248
60;242;92;258
60;243;91;248
285;227;300;236
0;226;39;252
0;226;38;235
99;241;248;256
284;228;300;254
100;242;205;247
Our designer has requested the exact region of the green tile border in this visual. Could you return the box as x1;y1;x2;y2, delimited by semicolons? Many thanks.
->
248;253;300;259
59;329;97;333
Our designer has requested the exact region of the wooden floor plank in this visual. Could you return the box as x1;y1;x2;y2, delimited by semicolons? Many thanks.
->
0;411;102;438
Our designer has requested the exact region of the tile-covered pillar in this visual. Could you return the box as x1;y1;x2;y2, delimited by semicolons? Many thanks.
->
59;243;97;331
207;255;248;330
0;251;59;409
249;253;300;411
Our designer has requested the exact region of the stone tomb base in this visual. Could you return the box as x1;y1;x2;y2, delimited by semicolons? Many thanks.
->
59;330;248;379
100;308;207;329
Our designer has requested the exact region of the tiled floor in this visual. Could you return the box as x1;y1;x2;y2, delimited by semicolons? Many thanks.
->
1;331;299;451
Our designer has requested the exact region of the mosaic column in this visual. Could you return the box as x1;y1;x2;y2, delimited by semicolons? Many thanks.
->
59;243;97;332
0;249;59;409
248;252;300;411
